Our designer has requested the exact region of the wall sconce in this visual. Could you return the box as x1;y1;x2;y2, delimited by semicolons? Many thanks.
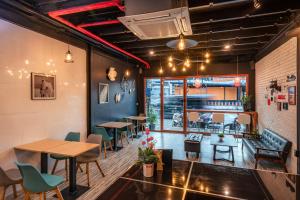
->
123;69;130;80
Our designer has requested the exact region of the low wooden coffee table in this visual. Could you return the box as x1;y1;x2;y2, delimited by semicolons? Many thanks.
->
210;134;237;163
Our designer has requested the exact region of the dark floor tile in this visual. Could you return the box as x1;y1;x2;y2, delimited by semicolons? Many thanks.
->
185;191;234;200
122;160;192;188
96;178;184;200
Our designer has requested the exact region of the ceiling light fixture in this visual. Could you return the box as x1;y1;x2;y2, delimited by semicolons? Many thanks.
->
234;55;241;87
205;52;210;59
64;45;74;63
200;63;206;71
168;62;173;68
184;58;191;68
172;67;176;72
159;67;163;74
224;44;231;50
149;50;155;55
253;0;262;9
205;58;210;64
182;67;186;72
168;56;173;62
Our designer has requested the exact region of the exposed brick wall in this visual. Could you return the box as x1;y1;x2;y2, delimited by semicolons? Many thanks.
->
255;37;297;173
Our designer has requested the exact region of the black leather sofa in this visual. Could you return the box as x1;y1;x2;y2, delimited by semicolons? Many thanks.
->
242;129;292;172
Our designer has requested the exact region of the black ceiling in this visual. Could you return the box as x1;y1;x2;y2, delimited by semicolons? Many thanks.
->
13;0;300;65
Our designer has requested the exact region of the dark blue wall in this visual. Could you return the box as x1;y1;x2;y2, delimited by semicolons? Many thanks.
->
90;47;138;129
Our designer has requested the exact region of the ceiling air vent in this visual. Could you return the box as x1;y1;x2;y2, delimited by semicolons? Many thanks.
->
118;6;192;40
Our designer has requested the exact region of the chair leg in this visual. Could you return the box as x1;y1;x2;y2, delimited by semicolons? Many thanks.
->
43;192;46;200
86;163;90;187
109;141;113;151
95;161;105;177
0;186;6;200
39;193;43;200
125;133;129;144
103;142;107;159
12;184;17;198
281;159;288;172
255;159;258;169
65;159;68;181
51;160;59;174
24;191;31;200
120;135;123;147
54;187;64;200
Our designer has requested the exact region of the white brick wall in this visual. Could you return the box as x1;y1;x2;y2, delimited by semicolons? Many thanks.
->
255;37;297;173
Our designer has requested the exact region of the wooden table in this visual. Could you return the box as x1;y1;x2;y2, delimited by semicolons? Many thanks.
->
97;122;132;151
15;139;99;199
126;116;147;137
210;134;238;163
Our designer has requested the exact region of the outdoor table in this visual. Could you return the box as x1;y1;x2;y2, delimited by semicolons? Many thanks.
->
15;139;99;199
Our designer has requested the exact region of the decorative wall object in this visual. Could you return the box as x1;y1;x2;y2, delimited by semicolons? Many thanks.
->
287;74;296;82
288;86;296;105
129;80;136;94
283;102;289;110
120;77;129;92
115;93;121;103
107;67;117;81
277;102;282;111
31;73;56;100
99;83;109;104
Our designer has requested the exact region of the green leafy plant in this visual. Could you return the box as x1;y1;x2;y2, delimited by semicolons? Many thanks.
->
218;132;224;138
137;147;158;165
251;129;260;139
241;95;252;111
148;108;157;124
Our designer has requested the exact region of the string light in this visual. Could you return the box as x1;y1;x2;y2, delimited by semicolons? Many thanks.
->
205;58;210;64
159;67;163;74
178;34;185;50
205;52;210;58
200;63;205;71
168;56;173;62
172;67;176;72
168;62;173;68
182;67;186;72
224;44;231;50
184;58;191;67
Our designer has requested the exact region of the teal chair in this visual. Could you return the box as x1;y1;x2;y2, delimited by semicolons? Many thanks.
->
50;132;80;180
93;127;113;158
16;162;64;200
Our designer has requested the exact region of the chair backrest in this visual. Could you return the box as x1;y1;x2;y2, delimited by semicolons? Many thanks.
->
0;167;12;186
86;134;102;156
237;114;251;125
212;113;224;123
139;113;146;117
94;127;111;141
189;112;199;123
65;132;80;142
15;162;50;193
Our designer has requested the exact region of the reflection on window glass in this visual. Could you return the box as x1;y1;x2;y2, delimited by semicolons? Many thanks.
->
145;79;161;130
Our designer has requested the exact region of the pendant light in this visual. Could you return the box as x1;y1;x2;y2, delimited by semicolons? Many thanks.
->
64;44;74;63
194;57;202;88
158;53;164;74
234;56;241;87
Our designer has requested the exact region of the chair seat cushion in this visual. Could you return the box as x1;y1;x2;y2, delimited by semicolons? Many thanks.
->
41;174;64;188
255;150;280;160
77;153;98;163
50;154;68;160
5;168;22;182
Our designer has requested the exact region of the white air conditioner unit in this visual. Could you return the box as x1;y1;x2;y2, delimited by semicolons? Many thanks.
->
118;7;192;40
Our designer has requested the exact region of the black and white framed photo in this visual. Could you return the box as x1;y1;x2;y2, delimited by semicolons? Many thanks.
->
99;83;109;104
31;73;56;100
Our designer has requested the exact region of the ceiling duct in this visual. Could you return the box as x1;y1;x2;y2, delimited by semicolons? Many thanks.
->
118;0;192;40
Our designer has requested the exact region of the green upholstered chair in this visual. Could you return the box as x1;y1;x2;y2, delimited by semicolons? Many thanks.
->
76;134;105;187
16;162;64;200
93;127;113;158
50;132;80;180
0;167;23;199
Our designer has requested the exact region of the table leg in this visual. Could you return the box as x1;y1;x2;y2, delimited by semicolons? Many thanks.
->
231;147;235;163
213;145;216;160
114;128;118;151
41;153;48;173
136;120;139;135
69;157;77;194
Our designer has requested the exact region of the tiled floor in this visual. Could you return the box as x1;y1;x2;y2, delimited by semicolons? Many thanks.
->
5;132;284;200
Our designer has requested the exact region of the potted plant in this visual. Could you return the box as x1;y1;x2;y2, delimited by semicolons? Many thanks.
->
241;95;252;111
148;109;157;130
137;131;158;177
218;132;224;142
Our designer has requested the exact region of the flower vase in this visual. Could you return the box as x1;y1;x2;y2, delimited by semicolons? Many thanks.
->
143;163;154;177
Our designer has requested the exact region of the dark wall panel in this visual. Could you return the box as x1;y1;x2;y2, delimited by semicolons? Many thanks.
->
90;47;138;129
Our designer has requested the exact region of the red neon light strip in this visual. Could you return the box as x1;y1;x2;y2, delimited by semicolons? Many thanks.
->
78;20;121;28
48;1;150;68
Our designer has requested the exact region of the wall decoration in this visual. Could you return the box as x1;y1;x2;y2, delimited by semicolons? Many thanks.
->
267;98;271;106
99;83;109;104
31;73;56;100
107;67;117;81
287;74;296;82
120;77;129;92
129;80;136;94
115;93;121;103
283;102;289;110
288;86;296;105
277;93;287;102
277;102;281;111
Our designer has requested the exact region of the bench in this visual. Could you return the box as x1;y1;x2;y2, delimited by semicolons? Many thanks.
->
242;129;292;172
184;134;203;158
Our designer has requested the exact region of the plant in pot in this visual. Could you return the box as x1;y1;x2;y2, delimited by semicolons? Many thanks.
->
148;109;157;130
218;132;224;142
137;132;158;178
241;95;252;111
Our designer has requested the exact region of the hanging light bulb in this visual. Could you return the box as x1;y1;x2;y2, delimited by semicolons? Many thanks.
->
168;62;173;68
158;67;163;74
125;70;130;77
168;56;173;62
200;63;205;71
194;78;201;88
205;58;210;64
64;45;74;63
184;58;191;68
178;34;185;50
205;52;210;59
182;67;186;72
234;77;241;87
253;0;262;9
172;67;176;72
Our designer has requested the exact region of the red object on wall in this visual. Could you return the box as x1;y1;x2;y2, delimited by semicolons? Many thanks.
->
277;94;286;100
267;98;271;106
48;1;150;69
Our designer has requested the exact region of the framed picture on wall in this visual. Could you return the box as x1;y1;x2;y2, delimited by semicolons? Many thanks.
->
31;73;56;100
288;86;296;105
99;83;109;104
